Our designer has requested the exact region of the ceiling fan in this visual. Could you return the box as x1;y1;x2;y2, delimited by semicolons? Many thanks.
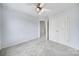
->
35;3;50;15
27;3;50;15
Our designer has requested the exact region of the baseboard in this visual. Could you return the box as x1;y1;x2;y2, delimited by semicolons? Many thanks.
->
2;37;40;49
50;40;79;50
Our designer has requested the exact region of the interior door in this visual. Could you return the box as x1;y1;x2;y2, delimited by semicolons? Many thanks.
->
40;21;46;38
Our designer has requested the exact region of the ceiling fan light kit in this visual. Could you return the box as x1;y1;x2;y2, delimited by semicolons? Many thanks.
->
36;3;44;15
38;8;45;15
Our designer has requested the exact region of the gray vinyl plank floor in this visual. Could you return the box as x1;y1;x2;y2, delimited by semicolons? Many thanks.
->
0;37;79;56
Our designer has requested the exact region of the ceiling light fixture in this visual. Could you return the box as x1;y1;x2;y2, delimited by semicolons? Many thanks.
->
38;8;44;15
36;3;44;15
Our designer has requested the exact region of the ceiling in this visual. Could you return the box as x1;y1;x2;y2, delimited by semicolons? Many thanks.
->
4;3;77;19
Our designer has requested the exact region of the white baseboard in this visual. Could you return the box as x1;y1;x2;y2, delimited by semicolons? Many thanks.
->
50;40;79;50
2;37;40;49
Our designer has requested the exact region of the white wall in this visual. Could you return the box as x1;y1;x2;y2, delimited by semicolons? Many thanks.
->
0;4;2;49
2;6;40;48
69;5;79;49
49;4;79;49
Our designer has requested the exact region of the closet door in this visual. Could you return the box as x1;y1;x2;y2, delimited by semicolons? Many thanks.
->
49;16;70;45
